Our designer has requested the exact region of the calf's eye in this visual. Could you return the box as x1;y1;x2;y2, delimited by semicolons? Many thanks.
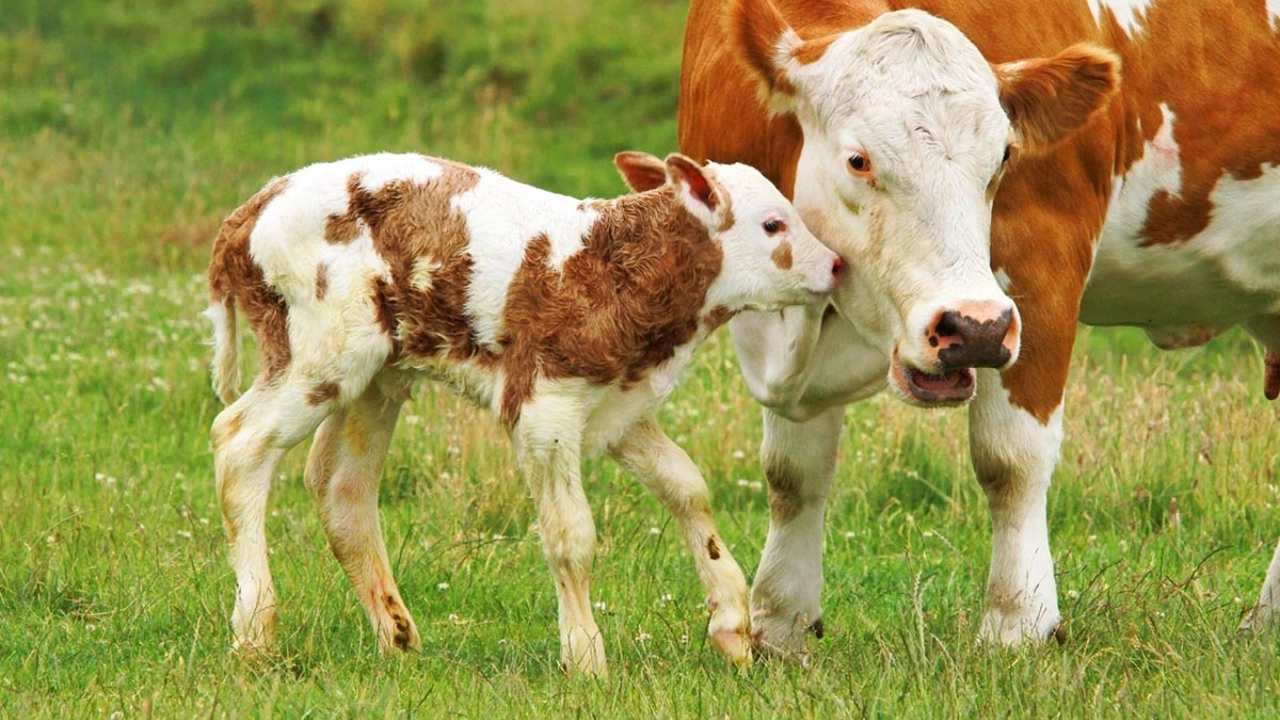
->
1002;145;1012;163
763;218;786;234
848;154;870;172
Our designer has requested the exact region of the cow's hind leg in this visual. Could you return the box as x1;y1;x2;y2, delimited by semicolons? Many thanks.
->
212;380;338;653
750;405;845;659
304;371;420;653
1240;315;1280;631
609;417;752;668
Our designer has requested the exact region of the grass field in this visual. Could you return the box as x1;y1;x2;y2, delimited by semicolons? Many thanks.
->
3;1;1280;717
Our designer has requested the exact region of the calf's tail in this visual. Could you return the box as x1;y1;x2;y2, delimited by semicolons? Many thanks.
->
204;290;242;406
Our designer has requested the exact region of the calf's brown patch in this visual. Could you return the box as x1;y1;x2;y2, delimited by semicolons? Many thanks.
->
771;240;793;270
207;177;292;385
498;188;723;427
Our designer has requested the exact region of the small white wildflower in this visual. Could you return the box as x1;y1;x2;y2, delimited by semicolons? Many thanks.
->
649;527;661;536
731;450;746;460
176;530;192;540
1066;590;1080;600
748;481;763;492
437;582;450;591
679;634;689;645
593;601;607;612
844;531;856;540
448;613;460;623
635;632;652;643
736;479;749;488
660;593;673;604
491;534;505;541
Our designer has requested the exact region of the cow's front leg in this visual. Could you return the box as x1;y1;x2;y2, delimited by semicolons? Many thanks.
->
969;359;1068;645
751;405;845;658
609;417;751;668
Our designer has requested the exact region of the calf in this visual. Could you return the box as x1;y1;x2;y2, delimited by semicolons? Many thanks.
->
204;151;841;674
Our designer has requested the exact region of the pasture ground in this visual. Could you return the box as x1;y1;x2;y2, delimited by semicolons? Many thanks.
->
2;1;1279;716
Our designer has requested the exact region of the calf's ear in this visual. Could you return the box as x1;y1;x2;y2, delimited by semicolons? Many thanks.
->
664;153;726;227
994;43;1120;152
614;151;669;192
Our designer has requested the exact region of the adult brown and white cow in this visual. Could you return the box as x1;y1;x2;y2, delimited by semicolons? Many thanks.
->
680;0;1280;655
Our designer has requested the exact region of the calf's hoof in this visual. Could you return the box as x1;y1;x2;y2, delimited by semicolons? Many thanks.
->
711;627;754;670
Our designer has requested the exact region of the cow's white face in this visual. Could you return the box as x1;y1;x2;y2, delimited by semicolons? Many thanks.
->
732;3;1118;406
791;12;1016;405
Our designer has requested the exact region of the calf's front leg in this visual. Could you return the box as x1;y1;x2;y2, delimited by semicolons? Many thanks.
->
609;417;752;668
515;393;605;675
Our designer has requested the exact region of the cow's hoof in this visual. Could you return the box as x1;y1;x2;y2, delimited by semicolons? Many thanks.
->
1239;605;1274;634
978;608;1063;647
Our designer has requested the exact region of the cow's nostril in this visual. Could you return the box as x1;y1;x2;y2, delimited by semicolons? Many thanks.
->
832;256;844;276
934;310;960;339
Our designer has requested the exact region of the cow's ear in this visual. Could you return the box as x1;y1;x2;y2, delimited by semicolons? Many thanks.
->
994;43;1120;152
730;0;812;111
615;151;669;192
664;153;724;224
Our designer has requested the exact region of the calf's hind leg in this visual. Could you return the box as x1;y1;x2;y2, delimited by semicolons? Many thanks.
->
305;371;420;653
212;381;337;652
609;417;752;668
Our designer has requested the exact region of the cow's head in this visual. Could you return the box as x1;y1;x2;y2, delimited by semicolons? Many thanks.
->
616;151;843;312
732;0;1119;406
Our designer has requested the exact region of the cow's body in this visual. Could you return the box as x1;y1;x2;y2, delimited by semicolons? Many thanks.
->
205;151;841;673
680;0;1280;654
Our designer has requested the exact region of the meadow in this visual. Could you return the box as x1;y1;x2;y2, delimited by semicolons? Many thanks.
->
2;0;1279;716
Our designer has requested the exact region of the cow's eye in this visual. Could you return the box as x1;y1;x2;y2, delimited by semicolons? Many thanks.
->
848;154;870;173
1002;145;1012;163
763;218;786;234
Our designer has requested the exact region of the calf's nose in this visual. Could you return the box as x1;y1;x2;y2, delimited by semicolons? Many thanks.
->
925;302;1019;370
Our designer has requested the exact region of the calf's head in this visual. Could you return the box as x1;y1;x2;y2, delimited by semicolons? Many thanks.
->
615;151;842;312
732;0;1119;405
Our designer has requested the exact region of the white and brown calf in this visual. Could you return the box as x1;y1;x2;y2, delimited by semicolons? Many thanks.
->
204;151;841;674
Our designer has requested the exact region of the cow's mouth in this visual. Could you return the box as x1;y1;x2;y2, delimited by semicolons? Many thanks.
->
890;351;976;406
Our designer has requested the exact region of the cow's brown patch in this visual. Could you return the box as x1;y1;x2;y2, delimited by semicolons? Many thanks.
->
1124;2;1280;246
307;381;340;405
763;453;803;525
498;189;724;427
706;536;722;560
771;241;793;270
315;262;329;300
208;177;292;385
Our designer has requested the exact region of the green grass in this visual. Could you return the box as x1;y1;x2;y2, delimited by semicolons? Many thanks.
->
3;1;1280;716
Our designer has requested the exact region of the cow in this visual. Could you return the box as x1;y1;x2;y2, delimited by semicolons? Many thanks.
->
679;0;1280;657
203;150;842;674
